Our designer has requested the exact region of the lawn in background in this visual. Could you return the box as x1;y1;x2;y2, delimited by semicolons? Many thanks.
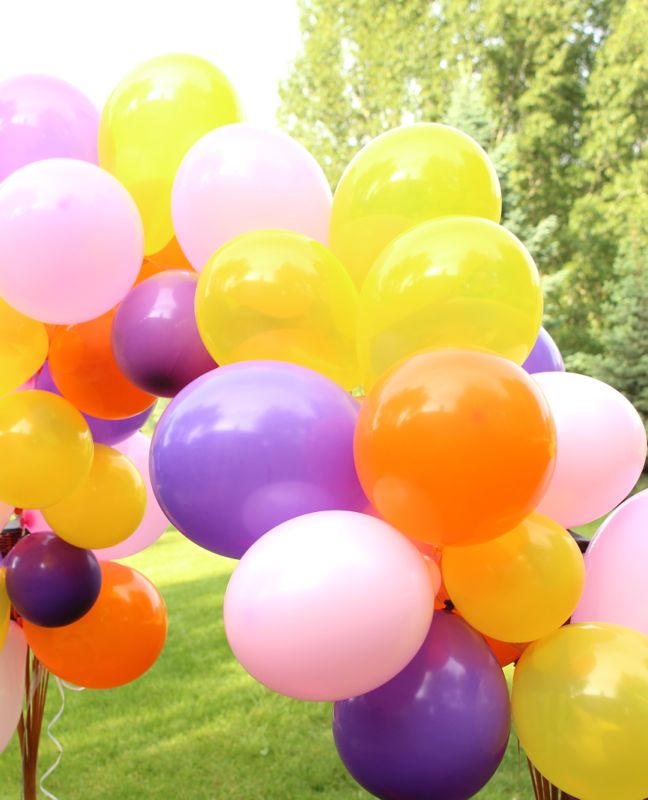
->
0;529;535;800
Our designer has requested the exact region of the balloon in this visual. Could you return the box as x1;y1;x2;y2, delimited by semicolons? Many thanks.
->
24;561;166;689
5;532;101;627
0;622;27;753
0;567;9;649
0;159;143;324
94;433;170;561
443;513;585;642
112;271;216;397
172;124;332;270
0;390;93;509
195;230;359;389
0;74;98;182
357;216;542;387
99;53;242;255
0;298;48;397
533;372;647;527
482;635;527;668
333;613;510;800
147;236;194;272
43;444;145;550
513;623;648;800
330;123;502;287
354;349;556;546
522;327;564;373
151;361;366;558
0;503;12;530
572;489;648;635
224;511;434;701
35;361;155;445
49;310;156;419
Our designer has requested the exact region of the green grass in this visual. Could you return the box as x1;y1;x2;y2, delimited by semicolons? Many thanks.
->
0;530;536;800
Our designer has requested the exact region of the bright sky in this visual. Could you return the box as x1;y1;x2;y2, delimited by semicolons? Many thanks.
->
2;0;301;126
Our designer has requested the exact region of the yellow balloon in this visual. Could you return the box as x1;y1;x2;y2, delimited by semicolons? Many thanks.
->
43;444;146;550
0;391;93;509
0;298;48;396
0;568;9;651
513;623;648;800
196;230;360;389
357;216;542;388
443;513;584;643
99;54;243;255
330;123;502;287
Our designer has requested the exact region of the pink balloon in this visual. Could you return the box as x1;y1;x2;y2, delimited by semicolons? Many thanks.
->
533;372;646;528
94;433;170;561
0;74;98;182
0;158;143;324
21;509;50;532
0;503;12;530
172;123;332;270
0;622;27;753
224;510;435;701
572;489;648;635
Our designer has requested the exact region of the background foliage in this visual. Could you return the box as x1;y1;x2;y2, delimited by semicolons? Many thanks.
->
279;0;648;424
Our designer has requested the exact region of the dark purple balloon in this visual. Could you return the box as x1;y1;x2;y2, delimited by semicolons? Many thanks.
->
522;327;565;374
333;613;511;800
5;532;101;627
150;361;367;558
111;270;216;398
35;361;154;445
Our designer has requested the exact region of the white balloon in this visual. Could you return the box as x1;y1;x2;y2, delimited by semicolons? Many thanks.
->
0;622;27;753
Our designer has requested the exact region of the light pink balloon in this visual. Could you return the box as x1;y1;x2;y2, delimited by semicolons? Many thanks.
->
0;502;12;530
224;510;435;702
0;622;27;753
172;123;332;270
572;489;648;635
21;509;49;532
0;158;144;324
533;372;646;528
94;433;170;561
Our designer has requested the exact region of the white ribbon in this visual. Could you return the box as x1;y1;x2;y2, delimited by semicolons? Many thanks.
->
39;679;84;800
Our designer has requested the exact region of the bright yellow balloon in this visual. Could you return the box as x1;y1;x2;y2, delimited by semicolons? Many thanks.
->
0;568;9;651
43;444;146;550
330;123;502;287
0;298;48;396
513;623;648;800
0;391;93;509
357;216;542;388
196;230;360;389
99;54;243;255
443;513;584;643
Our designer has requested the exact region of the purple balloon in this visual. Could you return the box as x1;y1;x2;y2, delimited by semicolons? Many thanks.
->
35;362;155;446
333;613;511;800
522;327;565;374
0;74;98;182
112;270;216;398
5;532;101;627
150;361;367;558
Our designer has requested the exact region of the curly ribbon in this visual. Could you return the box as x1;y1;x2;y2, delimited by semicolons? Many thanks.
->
39;678;84;800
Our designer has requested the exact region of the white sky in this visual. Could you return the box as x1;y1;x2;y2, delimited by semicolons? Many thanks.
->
2;0;301;127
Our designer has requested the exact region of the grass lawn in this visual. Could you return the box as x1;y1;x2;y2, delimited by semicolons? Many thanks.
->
1;455;644;799
0;529;536;800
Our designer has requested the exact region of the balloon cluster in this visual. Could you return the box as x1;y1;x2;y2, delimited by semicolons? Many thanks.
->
1;53;647;800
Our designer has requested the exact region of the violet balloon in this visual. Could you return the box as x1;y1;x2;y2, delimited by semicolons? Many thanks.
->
572;489;648;636
150;361;367;558
5;532;101;627
522;327;564;374
0;74;99;182
334;613;511;800
35;362;154;446
112;270;216;397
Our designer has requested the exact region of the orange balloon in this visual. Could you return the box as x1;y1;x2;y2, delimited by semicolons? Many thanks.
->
24;562;166;689
354;349;556;547
49;310;155;419
148;236;194;271
482;635;527;668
